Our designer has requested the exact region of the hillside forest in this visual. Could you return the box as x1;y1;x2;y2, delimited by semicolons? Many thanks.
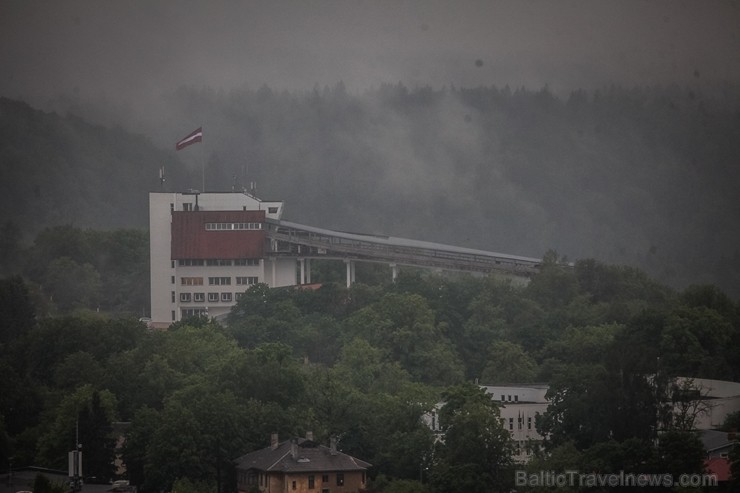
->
1;225;740;492
1;82;740;298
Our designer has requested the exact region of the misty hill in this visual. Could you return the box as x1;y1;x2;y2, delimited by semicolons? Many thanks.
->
0;97;197;235
2;84;740;298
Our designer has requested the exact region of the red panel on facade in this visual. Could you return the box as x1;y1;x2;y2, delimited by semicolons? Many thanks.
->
171;210;266;259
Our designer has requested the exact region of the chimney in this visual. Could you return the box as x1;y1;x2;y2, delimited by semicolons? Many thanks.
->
271;433;278;450
290;439;298;459
330;437;337;455
306;431;314;442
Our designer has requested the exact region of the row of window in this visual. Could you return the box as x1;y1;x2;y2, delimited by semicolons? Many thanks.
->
177;258;260;266
240;472;346;490
174;276;259;286
178;292;247;303
503;416;533;431
501;394;519;402
205;222;263;231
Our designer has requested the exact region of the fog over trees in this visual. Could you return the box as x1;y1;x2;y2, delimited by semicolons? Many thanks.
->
2;81;739;297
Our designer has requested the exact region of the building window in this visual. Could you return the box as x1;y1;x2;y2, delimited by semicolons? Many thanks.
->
194;292;205;303
171;260;175;268
322;475;329;483
508;395;512;401
236;276;259;285
179;259;204;266
308;475;315;489
528;417;532;430
518;417;522;430
509;418;514;430
292;481;296;490
181;308;207;317
268;207;279;214
221;292;232;302
514;395;519;402
336;473;344;486
171;310;176;321
205;222;262;231
234;258;260;266
180;293;191;303
181;277;204;286
208;292;219;302
209;277;231;285
183;203;193;211
501;395;505;402
171;291;176;303
171;276;175;284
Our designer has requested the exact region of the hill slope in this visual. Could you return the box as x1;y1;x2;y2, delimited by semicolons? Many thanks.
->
2;86;740;297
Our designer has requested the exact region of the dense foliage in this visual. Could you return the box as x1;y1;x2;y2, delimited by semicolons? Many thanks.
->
1;238;739;492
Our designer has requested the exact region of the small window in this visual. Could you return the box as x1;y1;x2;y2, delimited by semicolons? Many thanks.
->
501;394;505;402
268;207;279;214
308;475;315;489
183;203;193;211
292;481;296;490
337;473;344;486
194;292;205;302
528;417;532;430
180;293;191;302
221;292;232;302
171;310;176;321
514;395;519;402
208;292;219;302
171;291;176;303
509;418;514;430
322;475;329;483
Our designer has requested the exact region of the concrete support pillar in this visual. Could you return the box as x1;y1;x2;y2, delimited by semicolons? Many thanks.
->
271;258;276;287
390;263;398;282
299;258;306;285
306;258;312;284
345;259;355;288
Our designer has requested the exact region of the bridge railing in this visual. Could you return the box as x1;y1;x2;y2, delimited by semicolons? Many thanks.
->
265;222;540;275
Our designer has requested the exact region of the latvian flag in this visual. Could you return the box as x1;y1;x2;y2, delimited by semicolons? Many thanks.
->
175;127;203;150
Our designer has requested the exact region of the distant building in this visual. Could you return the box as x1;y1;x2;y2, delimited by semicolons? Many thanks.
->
482;384;549;462
672;377;740;430
423;384;549;463
149;191;294;328
234;434;371;493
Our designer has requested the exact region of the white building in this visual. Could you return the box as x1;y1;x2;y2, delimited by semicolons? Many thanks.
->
423;384;550;463
672;377;740;430
482;384;549;462
149;191;298;328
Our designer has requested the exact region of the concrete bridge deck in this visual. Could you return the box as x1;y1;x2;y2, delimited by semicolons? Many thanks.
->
265;219;541;284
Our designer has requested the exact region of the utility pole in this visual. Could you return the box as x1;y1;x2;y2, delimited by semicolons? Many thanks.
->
69;418;82;492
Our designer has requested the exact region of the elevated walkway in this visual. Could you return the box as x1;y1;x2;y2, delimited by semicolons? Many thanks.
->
264;219;541;283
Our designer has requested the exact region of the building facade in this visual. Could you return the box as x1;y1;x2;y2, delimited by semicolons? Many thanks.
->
149;191;297;328
235;435;371;493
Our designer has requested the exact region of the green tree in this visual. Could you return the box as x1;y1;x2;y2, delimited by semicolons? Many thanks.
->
430;383;513;493
480;341;538;384
0;276;36;344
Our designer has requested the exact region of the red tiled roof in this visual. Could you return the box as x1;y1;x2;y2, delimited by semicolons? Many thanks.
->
235;439;371;474
704;457;731;482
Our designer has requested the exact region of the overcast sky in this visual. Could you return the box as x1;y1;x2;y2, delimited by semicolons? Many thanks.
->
2;0;739;107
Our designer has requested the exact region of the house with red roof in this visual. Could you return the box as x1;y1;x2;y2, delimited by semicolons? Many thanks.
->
235;434;371;493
